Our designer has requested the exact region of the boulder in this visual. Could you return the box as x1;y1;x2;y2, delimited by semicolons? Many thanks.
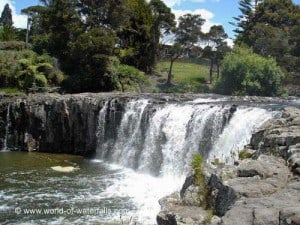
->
157;206;208;225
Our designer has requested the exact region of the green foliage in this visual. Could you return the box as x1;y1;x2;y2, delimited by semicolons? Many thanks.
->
119;0;155;73
0;25;17;41
0;41;25;50
0;50;65;90
238;149;254;160
0;88;24;94
116;64;149;92
234;0;300;83
192;153;209;208
0;4;13;27
203;209;214;224
216;46;284;96
175;14;205;47
64;28;117;92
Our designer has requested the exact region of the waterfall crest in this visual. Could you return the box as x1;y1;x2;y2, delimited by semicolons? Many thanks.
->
96;98;274;176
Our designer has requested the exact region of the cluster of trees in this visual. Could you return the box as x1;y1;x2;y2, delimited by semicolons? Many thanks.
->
215;0;300;96
20;0;177;92
21;0;231;92
1;0;231;93
1;0;298;96
0;3;64;90
232;0;300;83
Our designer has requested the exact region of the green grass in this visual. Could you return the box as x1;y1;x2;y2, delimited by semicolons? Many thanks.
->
154;60;211;93
0;87;24;94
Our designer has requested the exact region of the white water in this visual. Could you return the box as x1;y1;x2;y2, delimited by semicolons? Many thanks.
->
2;104;11;151
95;99;276;224
208;107;274;164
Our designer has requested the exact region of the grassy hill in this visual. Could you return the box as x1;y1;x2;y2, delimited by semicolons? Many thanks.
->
153;60;211;93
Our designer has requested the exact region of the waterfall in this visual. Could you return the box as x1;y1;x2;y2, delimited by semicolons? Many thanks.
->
96;99;274;175
2;104;11;151
95;98;275;224
208;107;273;164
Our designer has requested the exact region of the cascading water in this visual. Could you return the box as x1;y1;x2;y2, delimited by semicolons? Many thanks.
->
95;98;276;224
2;104;11;151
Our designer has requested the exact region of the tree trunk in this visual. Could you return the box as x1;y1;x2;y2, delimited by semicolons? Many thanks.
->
216;59;220;79
209;58;213;84
167;59;174;85
25;17;30;48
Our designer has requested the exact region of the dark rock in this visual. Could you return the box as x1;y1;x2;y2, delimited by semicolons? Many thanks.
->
207;174;237;217
0;93;129;156
180;174;194;199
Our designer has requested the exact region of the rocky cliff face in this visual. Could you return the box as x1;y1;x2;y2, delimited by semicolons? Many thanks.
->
157;107;300;225
0;93;129;156
2;93;295;156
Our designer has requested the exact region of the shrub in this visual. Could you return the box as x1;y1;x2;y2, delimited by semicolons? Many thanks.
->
192;153;209;208
238;149;254;160
116;64;149;92
215;46;284;96
0;41;25;50
0;50;65;90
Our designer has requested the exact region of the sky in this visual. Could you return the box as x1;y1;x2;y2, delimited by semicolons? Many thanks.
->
1;0;300;46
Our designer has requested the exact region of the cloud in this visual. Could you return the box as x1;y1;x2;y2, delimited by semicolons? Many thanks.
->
0;0;27;29
161;0;220;7
172;8;218;33
226;38;234;48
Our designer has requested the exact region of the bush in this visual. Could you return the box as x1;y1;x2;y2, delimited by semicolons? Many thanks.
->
115;64;149;92
215;46;284;96
0;41;25;50
192;153;209;208
0;50;65;90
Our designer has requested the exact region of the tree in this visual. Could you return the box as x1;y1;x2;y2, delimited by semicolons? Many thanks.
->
67;27;117;92
203;25;229;83
231;0;263;43
77;0;127;30
118;0;155;73
149;0;175;70
21;6;44;48
235;0;300;82
216;46;284;96
167;13;205;85
0;4;13;27
0;4;16;41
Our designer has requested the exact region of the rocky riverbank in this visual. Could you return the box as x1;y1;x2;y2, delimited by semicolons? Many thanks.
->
157;107;300;225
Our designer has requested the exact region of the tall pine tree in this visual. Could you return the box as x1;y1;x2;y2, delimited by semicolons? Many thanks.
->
0;4;13;27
